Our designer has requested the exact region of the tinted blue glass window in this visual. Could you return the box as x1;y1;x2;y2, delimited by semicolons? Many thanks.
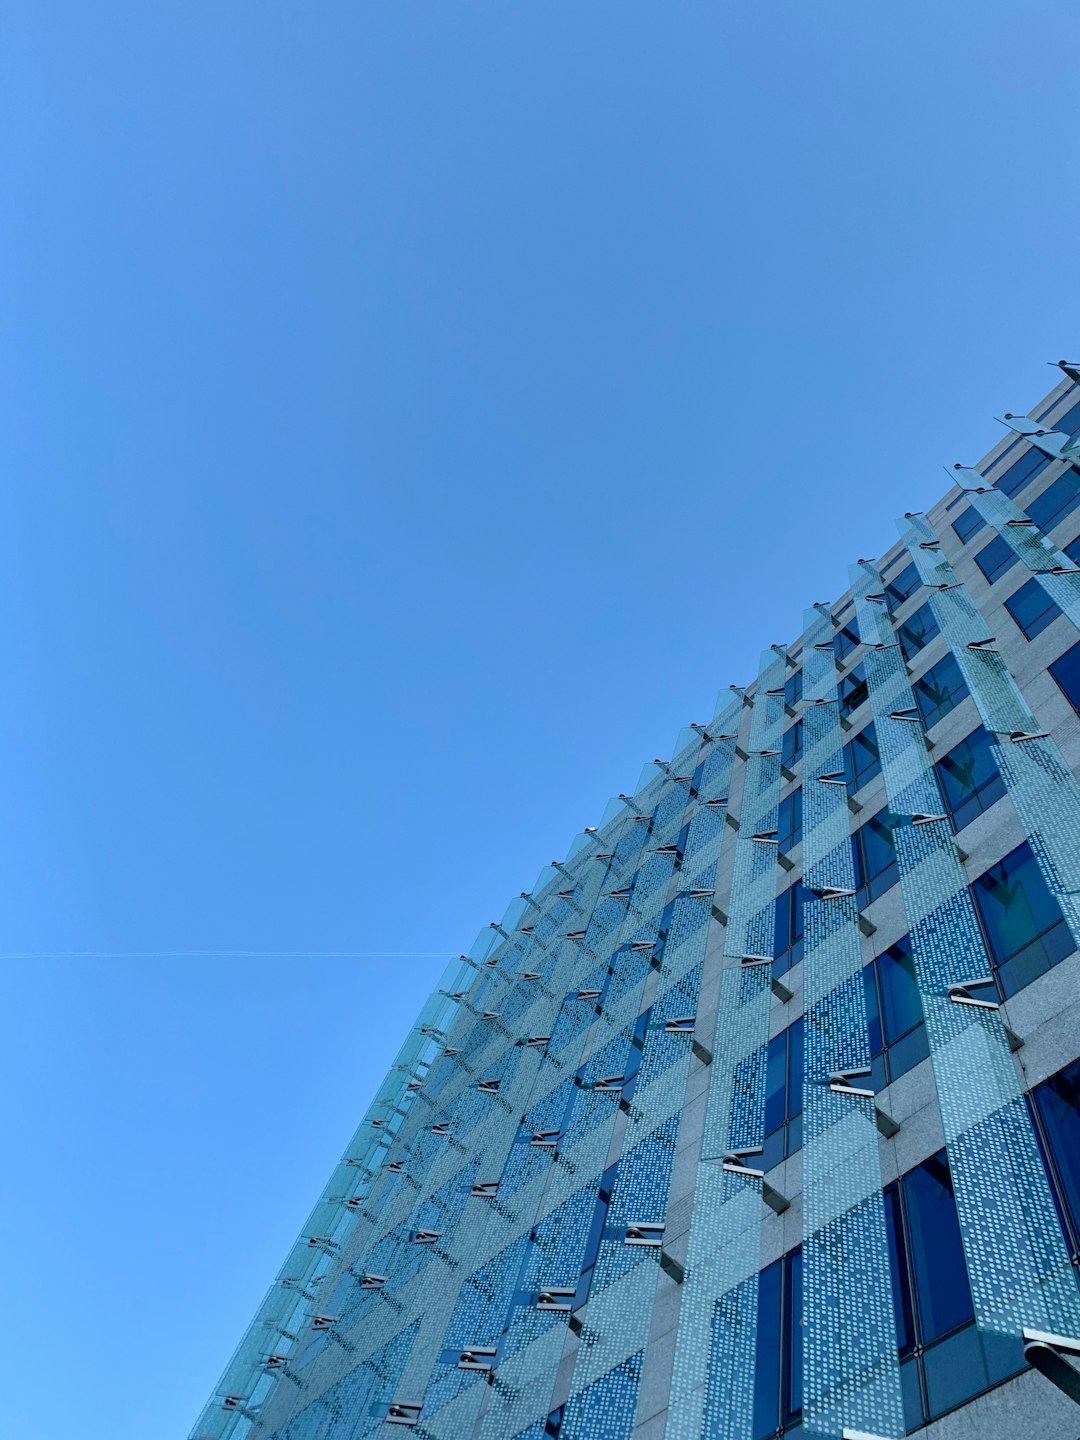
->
783;1249;803;1426
773;883;805;976
897;600;940;661
1005;576;1061;641
839;661;868;719
877;936;924;1046
884;560;920;609
834;621;861;664
784;669;803;708
781;719;803;770
1050;639;1080;717
1028;472;1080;534
994;446;1053;499
951;506;986;544
935;725;1005;831
777;788;801;854
854;808;899;904
883;1182;915;1356
753;1259;782;1440
972;841;1073;996
974;533;1019;585
903;1154;974;1342
844;722;881;793
1051;397;1080;437
763;1031;788;1136
1033;1057;1080;1257
914;653;968;729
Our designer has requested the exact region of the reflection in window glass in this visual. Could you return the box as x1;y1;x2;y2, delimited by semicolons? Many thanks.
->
993;446;1053;500
1028;473;1080;534
1004;577;1061;641
834;621;861;664
844;722;881;793
781;719;803;771
1033;1057;1080;1257
1050;639;1080;717
777;788;801;855
974;534;1019;586
914;653;968;729
854;808;899;904
884;560;920;609
903;1154;975;1342
971;841;1073;996
935;726;1005;831
839;662;868;719
951;506;986;544
773;883;805;976
897;601;940;661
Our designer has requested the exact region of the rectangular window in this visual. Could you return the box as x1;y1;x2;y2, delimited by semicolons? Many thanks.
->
773;883;805;977
994;446;1053;500
834;621;861;664
839;661;868;719
761;1017;803;1170
864;935;928;1088
897;600;940;661
884;560;920;610
1027;472;1080;535
971;841;1073;996
951;506;986;544
1004;577;1061;641
853;807;900;905
913;652;968;729
844;722;881;793
935;725;1005;831
1032;1057;1080;1260
753;1250;803;1439
1050;639;1080;717
974;533;1019;586
776;788;802;855
783;669;803;709
1051;397;1080;437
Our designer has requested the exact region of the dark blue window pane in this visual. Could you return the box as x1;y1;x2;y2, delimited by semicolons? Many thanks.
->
781;719;803;770
972;841;1072;996
884;560;920;609
844;722;881;793
834;621;861;664
773;883;806;975
764;1031;788;1135
974;534;1019;585
777;788;802;855
1028;473;1080;534
784;1249;803;1426
839;662;868;719
1052;398;1080;437
903;1152;975;1343
877;936;923;1045
1050;639;1080;717
952;506;986;544
1033;1057;1080;1254
787;1017;803;1120
784;669;803;708
753;1259;782;1440
897;601;940;661
883;1182;915;1356
994;446;1053;500
914;653;968;729
1005;576;1061;641
863;962;883;1057
855;808;899;903
935;725;1005;831
546;1407;564;1437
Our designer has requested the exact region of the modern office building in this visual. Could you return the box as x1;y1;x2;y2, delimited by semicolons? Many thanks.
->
193;364;1080;1440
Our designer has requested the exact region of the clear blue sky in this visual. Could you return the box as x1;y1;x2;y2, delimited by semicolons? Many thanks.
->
1;2;1077;1436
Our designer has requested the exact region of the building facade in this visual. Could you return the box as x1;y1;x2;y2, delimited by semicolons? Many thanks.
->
193;365;1080;1440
